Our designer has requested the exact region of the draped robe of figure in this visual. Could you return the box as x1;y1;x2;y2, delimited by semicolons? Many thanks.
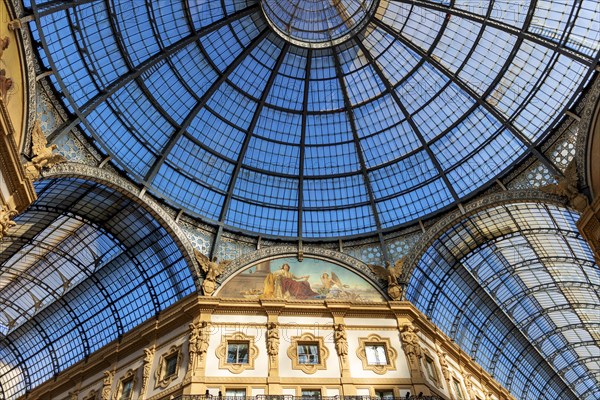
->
261;265;318;299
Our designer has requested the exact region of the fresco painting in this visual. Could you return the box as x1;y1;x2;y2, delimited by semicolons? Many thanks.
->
218;257;384;302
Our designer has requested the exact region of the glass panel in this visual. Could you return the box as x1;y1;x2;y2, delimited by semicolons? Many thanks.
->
366;344;388;365
227;342;249;364
301;389;321;398
165;353;178;377
120;379;133;400
298;343;319;364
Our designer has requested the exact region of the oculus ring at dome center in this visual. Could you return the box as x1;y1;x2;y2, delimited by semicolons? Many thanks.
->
260;0;378;48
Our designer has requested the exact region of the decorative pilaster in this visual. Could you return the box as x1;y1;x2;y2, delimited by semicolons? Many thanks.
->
140;346;155;398
101;371;114;400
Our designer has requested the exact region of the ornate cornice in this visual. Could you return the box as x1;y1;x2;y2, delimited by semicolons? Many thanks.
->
41;162;201;289
576;74;600;194
8;0;37;154
403;190;569;282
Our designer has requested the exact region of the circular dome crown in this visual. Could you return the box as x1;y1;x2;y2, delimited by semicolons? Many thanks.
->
261;0;378;47
31;0;600;239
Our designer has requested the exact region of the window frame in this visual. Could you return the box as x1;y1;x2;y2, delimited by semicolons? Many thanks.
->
115;369;137;400
287;332;329;374
227;341;250;364
216;332;259;373
297;342;320;365
155;345;183;389
356;334;397;374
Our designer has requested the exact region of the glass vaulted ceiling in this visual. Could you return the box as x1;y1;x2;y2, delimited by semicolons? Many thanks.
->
28;0;600;239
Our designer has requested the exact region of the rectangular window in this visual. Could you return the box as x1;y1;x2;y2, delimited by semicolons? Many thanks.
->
425;356;438;382
298;343;319;364
366;344;388;365
120;378;134;400
227;342;249;364
165;353;178;377
301;389;321;398
225;389;246;398
453;379;465;400
375;390;394;400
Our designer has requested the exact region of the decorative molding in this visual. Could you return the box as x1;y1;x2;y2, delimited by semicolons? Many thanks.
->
421;348;441;387
267;321;280;367
355;334;398;375
141;346;155;396
41;162;201;288
7;0;37;154
188;321;210;373
576;74;600;192
101;371;113;400
113;369;137;400
215;331;259;374
154;345;183;389
400;324;422;373
286;332;329;374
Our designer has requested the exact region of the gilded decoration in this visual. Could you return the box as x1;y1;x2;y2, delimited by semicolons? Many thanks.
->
218;246;382;292
195;249;231;295
113;369;137;400
215;331;259;374
356;334;397;375
23;120;66;181
287;332;329;374
541;160;589;211
141;346;155;395
333;324;348;364
101;371;113;400
0;204;17;240
188;321;210;372
155;345;183;389
267;321;279;365
400;324;422;372
367;257;405;300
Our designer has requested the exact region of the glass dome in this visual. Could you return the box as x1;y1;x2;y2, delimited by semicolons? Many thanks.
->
30;0;600;239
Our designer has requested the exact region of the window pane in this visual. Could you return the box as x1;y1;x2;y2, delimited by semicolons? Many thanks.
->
366;345;387;365
227;342;249;364
453;380;464;400
120;379;133;400
375;390;393;399
166;354;178;376
298;344;319;364
301;389;321;398
226;389;246;398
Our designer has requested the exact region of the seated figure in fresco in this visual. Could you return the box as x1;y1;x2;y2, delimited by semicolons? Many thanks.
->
261;263;318;299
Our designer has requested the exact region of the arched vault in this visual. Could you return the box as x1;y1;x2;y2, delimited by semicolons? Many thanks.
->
405;193;600;400
0;175;199;399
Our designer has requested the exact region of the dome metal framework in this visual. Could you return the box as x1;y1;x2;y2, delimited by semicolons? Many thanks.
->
28;0;600;240
1;0;599;399
407;202;600;400
0;178;197;399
